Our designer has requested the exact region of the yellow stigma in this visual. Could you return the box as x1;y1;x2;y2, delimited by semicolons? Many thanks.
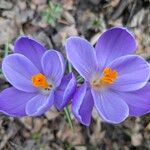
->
32;73;52;90
92;67;118;89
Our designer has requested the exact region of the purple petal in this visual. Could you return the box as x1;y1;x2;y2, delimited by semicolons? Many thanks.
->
2;54;40;92
14;36;46;71
92;89;129;124
54;73;76;110
41;50;65;87
26;91;54;116
95;27;137;68
65;36;98;81
108;55;150;92
0;87;36;116
117;83;150;116
72;83;94;126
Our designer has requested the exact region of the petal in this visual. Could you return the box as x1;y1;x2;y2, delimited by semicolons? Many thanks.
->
95;27;137;68
65;36;98;81
72;83;94;126
2;54;40;92
54;73;76;110
14;36;46;71
92;89;129;124
41;50;65;87
26;91;54;116
109;55;150;92
0;87;36;116
117;83;150;116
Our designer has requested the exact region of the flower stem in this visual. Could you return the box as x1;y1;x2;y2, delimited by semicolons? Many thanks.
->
63;61;75;132
68;62;72;72
4;41;9;57
64;107;75;132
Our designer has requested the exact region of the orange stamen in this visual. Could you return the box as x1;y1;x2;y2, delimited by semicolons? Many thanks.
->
32;73;51;90
100;68;118;84
92;67;118;89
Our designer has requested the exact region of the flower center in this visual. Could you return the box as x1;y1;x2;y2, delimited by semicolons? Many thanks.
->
92;67;118;89
32;73;52;90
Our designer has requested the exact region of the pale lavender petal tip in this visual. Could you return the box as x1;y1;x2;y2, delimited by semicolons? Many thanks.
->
117;83;150;116
54;73;76;110
26;91;54;116
95;27;137;68
109;55;150;92
72;83;94;126
92;89;129;124
14;36;46;71
0;87;36;117
65;36;98;81
41;50;65;87
2;54;39;93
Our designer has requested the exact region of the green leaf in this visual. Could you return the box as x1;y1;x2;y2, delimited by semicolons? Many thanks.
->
41;1;62;26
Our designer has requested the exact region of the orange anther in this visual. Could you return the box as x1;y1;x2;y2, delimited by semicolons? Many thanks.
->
92;67;118;89
100;67;118;84
32;73;50;89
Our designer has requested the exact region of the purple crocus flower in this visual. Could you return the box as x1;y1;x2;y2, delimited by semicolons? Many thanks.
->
0;36;76;116
65;27;150;126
